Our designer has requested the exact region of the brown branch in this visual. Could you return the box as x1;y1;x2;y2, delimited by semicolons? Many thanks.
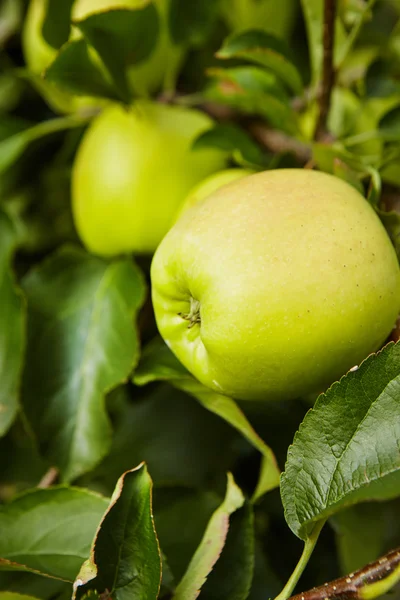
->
248;123;312;165
315;0;337;141
289;547;400;600
38;467;59;488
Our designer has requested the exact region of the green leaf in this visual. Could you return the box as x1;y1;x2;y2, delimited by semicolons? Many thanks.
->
42;0;74;49
198;502;255;600
379;105;400;140
0;487;109;581
216;30;303;95
193;123;267;169
168;0;221;46
331;503;386;574
0;594;41;600
93;384;240;491
73;464;161;600
134;338;281;500
44;39;119;102
75;4;160;104
205;66;298;134
281;342;400;541
154;488;222;582
21;246;146;482
0;116;88;176
172;474;244;600
0;211;25;437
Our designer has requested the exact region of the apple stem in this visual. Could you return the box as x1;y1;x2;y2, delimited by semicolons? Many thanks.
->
314;0;337;141
178;297;201;328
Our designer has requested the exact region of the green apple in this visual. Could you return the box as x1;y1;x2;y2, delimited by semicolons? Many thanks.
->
220;0;298;38
151;169;400;402
71;101;227;256
22;0;182;113
176;168;255;220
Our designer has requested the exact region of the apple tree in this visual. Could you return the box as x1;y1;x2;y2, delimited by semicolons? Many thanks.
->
0;0;400;599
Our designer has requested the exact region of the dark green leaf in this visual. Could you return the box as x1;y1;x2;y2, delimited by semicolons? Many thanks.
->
379;106;400;140
0;116;88;176
76;4;160;103
199;502;255;600
73;465;161;600
216;30;303;95
0;487;108;581
21;246;146;482
0;211;24;437
205;66;298;134
331;503;386;574
134;338;281;500
172;474;244;600
42;0;74;49
154;488;222;582
44;39;118;101
93;384;240;491
281;342;400;541
193;123;268;169
168;0;221;46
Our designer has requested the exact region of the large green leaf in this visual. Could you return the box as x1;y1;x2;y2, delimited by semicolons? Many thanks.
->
92;384;240;491
0;211;24;437
216;30;303;95
134;338;281;500
42;0;74;49
168;0;221;46
76;4;160;103
172;474;244;600
198;502;255;600
21;246;146;482
281;342;400;540
205;66;298;134
0;487;108;581
73;464;161;600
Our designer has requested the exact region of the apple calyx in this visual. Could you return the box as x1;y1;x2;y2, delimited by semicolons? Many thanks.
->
179;297;201;328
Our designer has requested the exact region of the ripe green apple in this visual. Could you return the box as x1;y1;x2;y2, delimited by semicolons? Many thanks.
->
151;169;400;402
176;168;255;220
71;101;227;256
220;0;298;38
22;0;182;114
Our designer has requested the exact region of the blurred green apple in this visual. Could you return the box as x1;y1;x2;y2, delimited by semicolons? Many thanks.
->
71;101;227;256
151;168;400;401
221;0;298;38
22;0;182;113
176;168;255;220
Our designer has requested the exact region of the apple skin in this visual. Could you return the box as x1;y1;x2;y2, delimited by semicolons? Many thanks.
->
22;0;182;114
71;101;227;256
176;168;255;220
151;169;400;402
221;0;297;38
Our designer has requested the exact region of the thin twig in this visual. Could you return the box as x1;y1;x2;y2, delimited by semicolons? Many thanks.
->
315;0;337;141
247;122;312;164
38;467;59;488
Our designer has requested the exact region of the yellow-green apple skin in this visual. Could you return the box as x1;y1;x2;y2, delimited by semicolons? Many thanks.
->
22;0;181;113
151;169;400;402
72;101;226;256
176;168;255;220
221;0;297;38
